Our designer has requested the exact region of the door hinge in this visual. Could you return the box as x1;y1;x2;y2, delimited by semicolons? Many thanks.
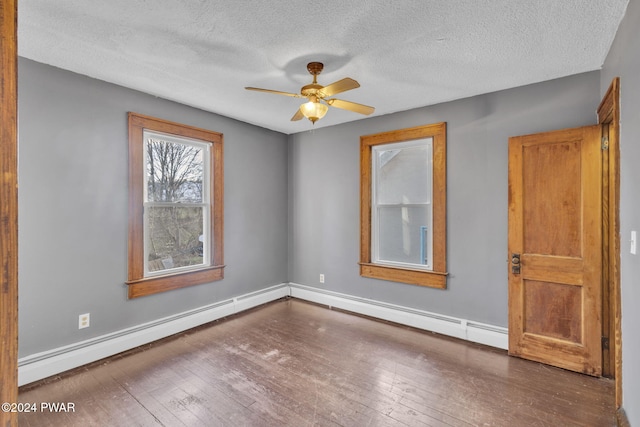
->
601;136;609;150
602;336;610;350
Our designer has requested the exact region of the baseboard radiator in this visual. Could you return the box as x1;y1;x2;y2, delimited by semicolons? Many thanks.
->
289;283;508;350
18;282;507;386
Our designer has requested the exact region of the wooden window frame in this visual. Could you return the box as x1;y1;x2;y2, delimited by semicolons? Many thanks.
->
360;122;447;288
127;112;224;298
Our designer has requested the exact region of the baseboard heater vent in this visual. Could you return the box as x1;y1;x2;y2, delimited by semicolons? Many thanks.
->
288;283;507;350
18;282;506;386
18;283;290;386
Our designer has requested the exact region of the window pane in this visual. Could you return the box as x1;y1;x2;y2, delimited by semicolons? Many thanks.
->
146;138;204;203
146;206;206;272
377;205;430;266
376;139;431;205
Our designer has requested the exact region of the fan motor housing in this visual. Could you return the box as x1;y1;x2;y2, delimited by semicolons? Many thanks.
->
301;83;323;97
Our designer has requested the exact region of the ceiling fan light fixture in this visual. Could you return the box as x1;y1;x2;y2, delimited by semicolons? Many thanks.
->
245;61;374;124
300;100;328;124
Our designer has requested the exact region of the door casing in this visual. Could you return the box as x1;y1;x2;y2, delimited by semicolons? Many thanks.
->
0;1;19;426
597;78;621;407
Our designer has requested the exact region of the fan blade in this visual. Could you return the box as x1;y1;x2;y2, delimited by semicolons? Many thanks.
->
291;108;304;121
326;98;375;115
317;78;360;98
245;87;302;98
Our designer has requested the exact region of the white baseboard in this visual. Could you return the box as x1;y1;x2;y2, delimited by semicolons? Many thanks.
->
18;283;290;386
19;282;508;387
289;283;508;350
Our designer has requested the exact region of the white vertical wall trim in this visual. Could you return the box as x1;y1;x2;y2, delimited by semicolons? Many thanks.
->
288;283;508;350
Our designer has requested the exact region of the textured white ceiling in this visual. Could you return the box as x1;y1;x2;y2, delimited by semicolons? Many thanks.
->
18;0;628;134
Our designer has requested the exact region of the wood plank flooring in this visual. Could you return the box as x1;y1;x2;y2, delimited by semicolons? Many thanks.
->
18;298;615;426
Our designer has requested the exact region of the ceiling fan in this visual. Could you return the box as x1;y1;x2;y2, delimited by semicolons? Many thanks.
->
245;62;375;124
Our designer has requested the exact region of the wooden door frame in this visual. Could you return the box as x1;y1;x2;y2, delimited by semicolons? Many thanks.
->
0;0;19;426
597;78;622;410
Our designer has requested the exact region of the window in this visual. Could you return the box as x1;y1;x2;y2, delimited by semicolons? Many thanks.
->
127;113;224;298
360;123;447;288
372;139;434;268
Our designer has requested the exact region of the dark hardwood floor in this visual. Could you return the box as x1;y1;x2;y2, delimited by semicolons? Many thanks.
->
18;298;615;426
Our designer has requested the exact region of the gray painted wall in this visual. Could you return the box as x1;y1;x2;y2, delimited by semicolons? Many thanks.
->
18;58;289;357
601;0;640;421
288;71;601;327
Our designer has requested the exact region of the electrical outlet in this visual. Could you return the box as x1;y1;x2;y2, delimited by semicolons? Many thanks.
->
78;313;90;329
319;274;325;284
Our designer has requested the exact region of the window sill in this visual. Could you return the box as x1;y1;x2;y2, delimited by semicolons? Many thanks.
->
359;263;447;289
126;265;225;299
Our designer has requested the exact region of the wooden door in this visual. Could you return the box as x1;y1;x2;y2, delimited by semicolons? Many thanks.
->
508;125;602;376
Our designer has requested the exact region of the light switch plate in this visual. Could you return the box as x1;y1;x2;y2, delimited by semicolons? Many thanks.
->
631;230;637;255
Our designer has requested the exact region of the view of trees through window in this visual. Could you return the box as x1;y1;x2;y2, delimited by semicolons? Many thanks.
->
145;134;209;273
